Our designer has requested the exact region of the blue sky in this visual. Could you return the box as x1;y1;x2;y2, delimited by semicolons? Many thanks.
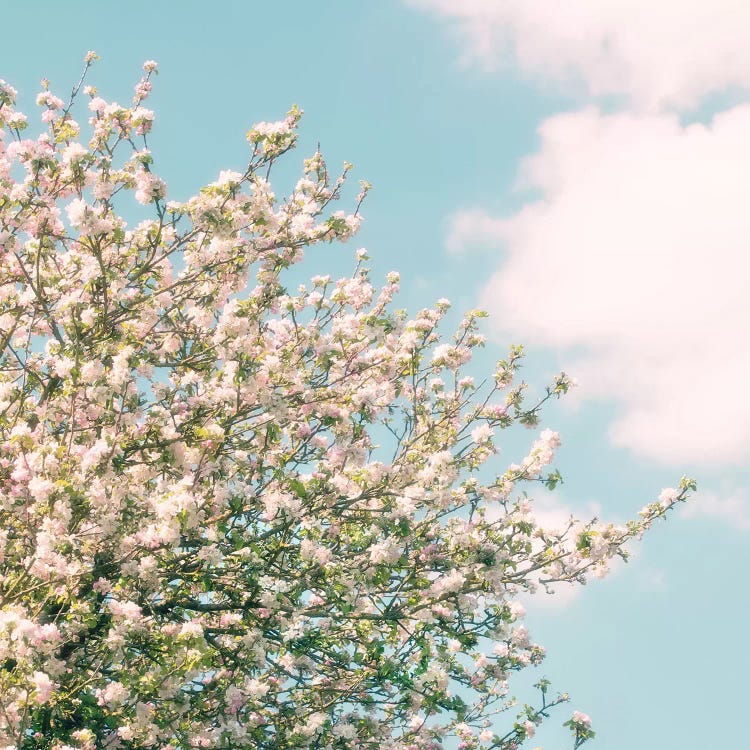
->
3;1;749;747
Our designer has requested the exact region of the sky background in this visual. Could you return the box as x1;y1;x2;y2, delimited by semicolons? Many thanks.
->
2;1;749;747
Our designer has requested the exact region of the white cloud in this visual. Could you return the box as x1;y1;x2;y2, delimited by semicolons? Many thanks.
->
522;580;581;611
446;209;505;257
451;105;750;467
680;489;750;529
530;490;603;536
484;484;603;536
408;0;750;110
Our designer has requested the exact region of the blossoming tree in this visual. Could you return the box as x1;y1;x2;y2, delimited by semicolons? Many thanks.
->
0;55;693;750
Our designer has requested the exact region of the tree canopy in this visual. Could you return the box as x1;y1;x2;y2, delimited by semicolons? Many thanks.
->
0;55;693;750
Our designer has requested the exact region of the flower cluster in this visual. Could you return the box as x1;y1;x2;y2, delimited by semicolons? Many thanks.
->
0;56;693;750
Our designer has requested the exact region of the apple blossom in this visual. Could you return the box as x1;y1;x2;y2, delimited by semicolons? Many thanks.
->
0;55;694;750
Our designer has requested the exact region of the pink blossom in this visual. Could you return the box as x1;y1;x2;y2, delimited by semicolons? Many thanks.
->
31;671;55;704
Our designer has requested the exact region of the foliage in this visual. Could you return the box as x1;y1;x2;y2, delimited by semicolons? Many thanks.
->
0;55;693;749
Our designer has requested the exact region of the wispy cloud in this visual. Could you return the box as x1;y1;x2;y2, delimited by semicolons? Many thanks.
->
680;489;750;530
638;567;668;592
407;0;750;110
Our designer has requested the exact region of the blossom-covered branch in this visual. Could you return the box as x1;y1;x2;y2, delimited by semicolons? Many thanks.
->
0;55;693;750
